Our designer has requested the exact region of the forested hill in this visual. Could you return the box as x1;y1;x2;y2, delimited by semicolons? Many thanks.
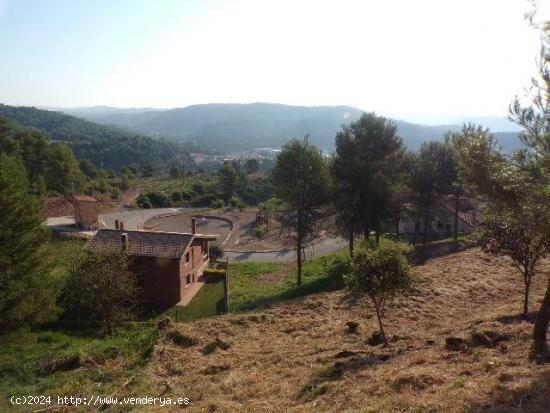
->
69;102;521;153
0;104;193;169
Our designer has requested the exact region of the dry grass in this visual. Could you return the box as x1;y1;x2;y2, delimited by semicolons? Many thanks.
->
145;248;550;412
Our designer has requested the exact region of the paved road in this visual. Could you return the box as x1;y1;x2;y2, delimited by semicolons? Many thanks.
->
98;208;196;230
225;236;348;263
47;208;348;262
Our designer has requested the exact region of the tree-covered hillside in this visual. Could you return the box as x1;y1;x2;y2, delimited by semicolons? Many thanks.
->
0;104;193;169
71;102;521;153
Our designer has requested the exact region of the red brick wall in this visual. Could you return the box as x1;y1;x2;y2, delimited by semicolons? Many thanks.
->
178;242;210;301
133;256;181;305
130;240;211;305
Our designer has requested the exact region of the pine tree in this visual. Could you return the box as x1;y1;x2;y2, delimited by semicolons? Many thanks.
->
332;112;406;249
0;154;59;329
270;137;330;285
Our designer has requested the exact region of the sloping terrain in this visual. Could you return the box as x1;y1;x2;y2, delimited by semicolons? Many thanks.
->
147;249;550;412
0;104;192;169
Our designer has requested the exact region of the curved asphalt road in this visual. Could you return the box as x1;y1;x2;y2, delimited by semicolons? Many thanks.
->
224;236;347;263
47;208;348;263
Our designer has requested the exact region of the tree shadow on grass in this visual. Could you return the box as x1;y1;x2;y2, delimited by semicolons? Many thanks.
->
236;274;345;312
215;297;226;314
300;352;389;401
38;313;106;339
466;368;550;413
495;311;538;324
412;241;465;265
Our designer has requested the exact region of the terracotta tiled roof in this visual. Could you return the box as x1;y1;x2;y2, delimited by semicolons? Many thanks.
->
73;195;97;202
457;210;478;227
439;199;478;228
86;229;193;259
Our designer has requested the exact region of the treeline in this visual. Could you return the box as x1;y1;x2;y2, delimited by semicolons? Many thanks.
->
268;107;549;357
0;117;83;195
266;115;463;284
0;153;140;333
137;159;272;209
0;117;133;198
0;104;194;170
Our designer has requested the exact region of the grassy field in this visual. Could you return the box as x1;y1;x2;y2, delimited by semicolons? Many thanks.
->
156;248;348;325
4;236;550;412
227;247;348;312
0;322;158;408
0;237;160;411
146;248;550;412
164;279;226;323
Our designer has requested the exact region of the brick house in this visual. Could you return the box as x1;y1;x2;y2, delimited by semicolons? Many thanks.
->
86;218;217;305
73;195;99;230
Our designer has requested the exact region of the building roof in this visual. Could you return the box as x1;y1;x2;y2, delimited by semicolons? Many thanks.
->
86;229;194;259
73;195;97;202
439;200;478;227
456;210;477;227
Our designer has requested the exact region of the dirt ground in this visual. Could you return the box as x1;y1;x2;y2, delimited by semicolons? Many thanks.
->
145;212;233;242
146;249;550;412
144;208;338;252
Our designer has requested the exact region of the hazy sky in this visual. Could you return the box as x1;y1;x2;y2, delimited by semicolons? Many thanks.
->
0;0;547;118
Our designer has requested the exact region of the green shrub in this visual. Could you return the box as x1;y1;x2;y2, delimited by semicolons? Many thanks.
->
345;239;415;343
203;268;226;281
240;177;273;205
229;195;245;210
255;224;269;239
327;257;349;279
110;187;122;200
169;167;181;179
61;249;140;335
192;183;205;194
146;192;171;207
209;242;224;261
210;198;225;209
181;190;195;200
258;197;283;214
190;192;217;207
118;174;130;190
136;194;152;209
171;191;183;203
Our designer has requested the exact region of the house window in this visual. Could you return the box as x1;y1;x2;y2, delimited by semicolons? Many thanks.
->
184;252;190;264
186;274;191;285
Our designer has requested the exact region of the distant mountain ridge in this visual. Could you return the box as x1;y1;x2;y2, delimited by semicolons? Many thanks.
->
63;102;521;153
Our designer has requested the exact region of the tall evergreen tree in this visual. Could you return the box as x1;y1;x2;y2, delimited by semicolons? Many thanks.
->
507;10;550;357
409;141;457;244
332;112;406;250
46;144;85;194
454;122;550;356
0;155;59;329
271;137;330;285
